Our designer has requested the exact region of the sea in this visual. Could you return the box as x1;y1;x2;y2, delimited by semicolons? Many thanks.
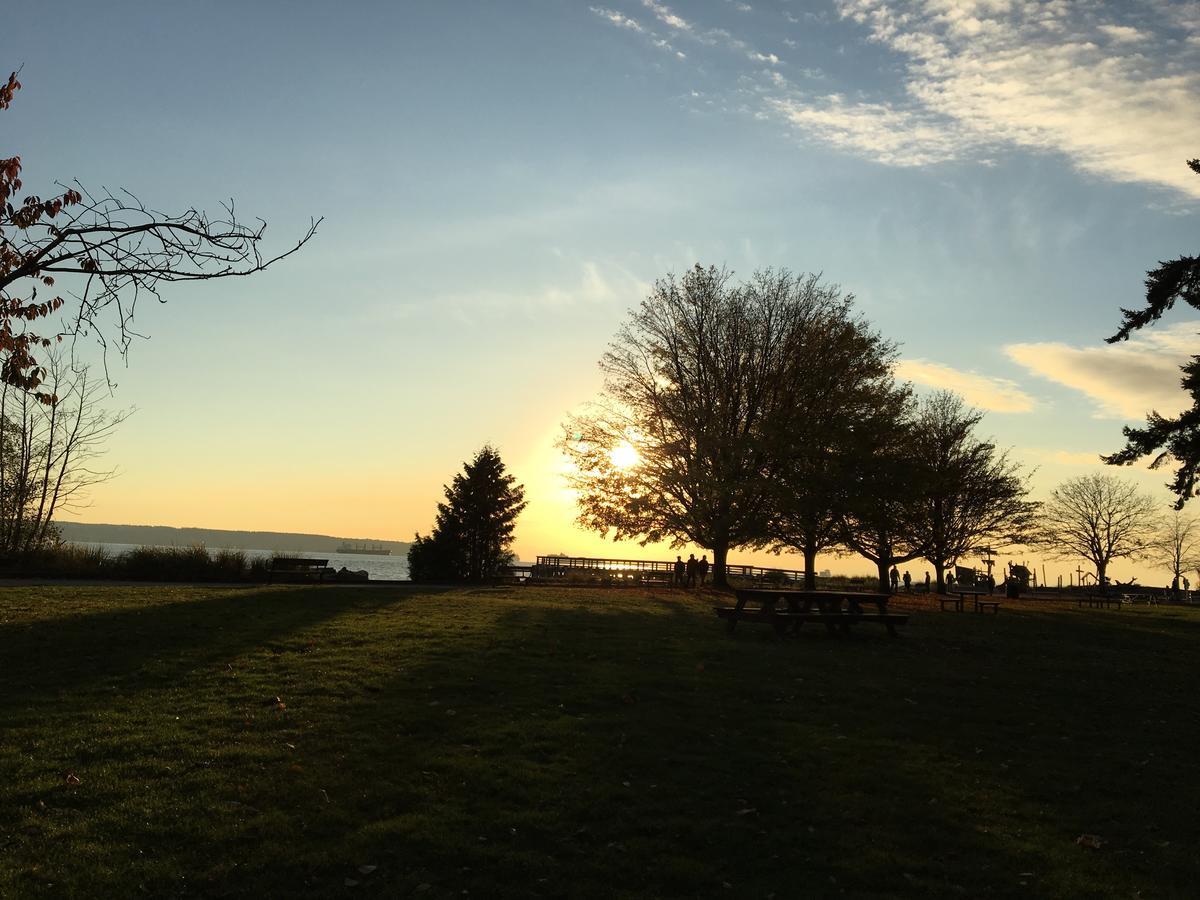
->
73;542;411;581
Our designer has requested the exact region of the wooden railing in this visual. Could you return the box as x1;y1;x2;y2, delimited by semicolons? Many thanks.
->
532;555;809;584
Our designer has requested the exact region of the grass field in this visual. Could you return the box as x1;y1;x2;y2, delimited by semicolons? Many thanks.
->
2;584;1198;898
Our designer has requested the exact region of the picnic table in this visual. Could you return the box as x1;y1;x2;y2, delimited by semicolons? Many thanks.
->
939;590;1001;614
714;588;908;637
1078;593;1123;609
268;557;330;584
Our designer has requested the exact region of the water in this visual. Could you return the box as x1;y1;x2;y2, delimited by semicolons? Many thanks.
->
74;542;411;581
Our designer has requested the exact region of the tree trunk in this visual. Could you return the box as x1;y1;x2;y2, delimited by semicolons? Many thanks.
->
934;561;946;595
803;541;817;591
712;540;730;588
877;559;890;595
1096;560;1107;592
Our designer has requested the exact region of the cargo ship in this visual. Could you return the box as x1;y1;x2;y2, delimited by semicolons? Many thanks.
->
336;541;391;555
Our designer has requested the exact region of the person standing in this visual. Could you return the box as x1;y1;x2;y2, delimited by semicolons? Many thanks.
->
890;566;900;593
673;556;685;587
924;571;931;593
686;554;697;588
902;570;912;593
698;554;709;586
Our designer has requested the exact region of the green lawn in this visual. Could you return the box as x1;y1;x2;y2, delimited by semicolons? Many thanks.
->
1;585;1198;898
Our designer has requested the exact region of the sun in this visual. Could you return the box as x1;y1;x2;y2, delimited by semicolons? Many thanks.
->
610;441;640;470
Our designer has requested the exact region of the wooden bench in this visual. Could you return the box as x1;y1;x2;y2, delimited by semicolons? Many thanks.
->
974;599;1001;614
268;557;330;583
716;589;908;637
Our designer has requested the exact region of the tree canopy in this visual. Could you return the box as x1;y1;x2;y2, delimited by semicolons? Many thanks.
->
561;265;880;587
1103;158;1200;508
906;391;1037;593
407;446;526;583
0;71;319;402
1037;473;1158;586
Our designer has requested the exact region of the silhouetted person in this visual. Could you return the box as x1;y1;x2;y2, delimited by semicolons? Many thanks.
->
947;573;956;589
686;553;697;588
698;554;709;586
673;555;685;587
1172;574;1180;601
889;566;899;593
902;570;912;593
924;571;931;593
986;573;996;594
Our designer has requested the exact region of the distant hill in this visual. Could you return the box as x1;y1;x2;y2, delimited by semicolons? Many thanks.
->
55;522;411;555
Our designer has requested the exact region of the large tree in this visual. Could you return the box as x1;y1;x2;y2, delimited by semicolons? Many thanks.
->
1;71;318;401
834;393;924;594
561;265;858;587
408;446;526;583
1038;473;1158;586
1103;158;1199;508
908;391;1037;593
766;305;901;588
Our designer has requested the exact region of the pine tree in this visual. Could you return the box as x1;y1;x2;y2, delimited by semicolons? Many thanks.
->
407;446;527;583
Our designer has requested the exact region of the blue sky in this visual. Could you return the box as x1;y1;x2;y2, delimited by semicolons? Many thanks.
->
4;1;1199;580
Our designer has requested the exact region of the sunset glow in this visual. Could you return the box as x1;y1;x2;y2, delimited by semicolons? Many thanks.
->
610;441;640;470
4;1;1193;586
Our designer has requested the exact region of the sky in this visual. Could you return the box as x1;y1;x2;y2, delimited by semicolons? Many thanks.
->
3;0;1199;584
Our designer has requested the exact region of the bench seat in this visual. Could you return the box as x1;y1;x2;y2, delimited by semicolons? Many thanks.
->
268;557;330;584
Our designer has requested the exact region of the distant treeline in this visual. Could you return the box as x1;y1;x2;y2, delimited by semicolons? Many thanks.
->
54;522;410;555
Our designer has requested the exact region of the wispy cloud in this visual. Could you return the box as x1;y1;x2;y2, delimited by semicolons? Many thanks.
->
388;261;648;327
1005;321;1198;419
590;7;644;32
590;6;686;58
896;358;1036;412
826;0;1200;197
641;0;694;33
590;0;1200;198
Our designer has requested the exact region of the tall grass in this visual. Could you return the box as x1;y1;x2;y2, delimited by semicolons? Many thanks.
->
6;543;276;582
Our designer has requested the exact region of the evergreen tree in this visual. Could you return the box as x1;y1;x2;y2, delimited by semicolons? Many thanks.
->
1104;158;1200;507
407;446;527;583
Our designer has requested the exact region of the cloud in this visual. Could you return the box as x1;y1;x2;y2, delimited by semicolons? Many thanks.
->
1005;321;1198;419
1097;23;1147;43
590;7;644;32
591;6;685;58
590;0;1200;199
417;261;649;326
896;358;1036;412
827;0;1200;198
766;95;974;166
641;0;694;33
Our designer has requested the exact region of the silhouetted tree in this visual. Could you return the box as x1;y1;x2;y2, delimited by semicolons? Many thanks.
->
1150;510;1200;587
908;391;1037;593
1037;473;1158;586
766;306;901;588
834;392;924;594
0;354;129;554
0;71;319;401
1104;158;1200;508
407;446;526;583
561;265;861;587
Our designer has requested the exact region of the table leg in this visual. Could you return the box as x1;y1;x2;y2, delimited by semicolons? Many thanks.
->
728;593;749;633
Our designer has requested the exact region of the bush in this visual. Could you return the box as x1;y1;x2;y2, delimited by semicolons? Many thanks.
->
8;543;273;583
